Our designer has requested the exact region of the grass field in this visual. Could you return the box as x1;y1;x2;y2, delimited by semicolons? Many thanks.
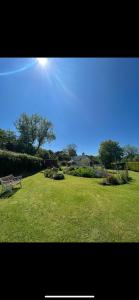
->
0;171;139;242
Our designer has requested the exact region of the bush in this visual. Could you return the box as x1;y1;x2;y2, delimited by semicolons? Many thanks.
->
94;167;107;178
44;169;54;178
64;166;106;178
103;174;120;185
64;167;95;178
60;161;68;166
0;149;44;177
120;171;129;183
128;162;139;172
68;166;75;171
44;168;65;180
102;171;131;185
52;173;65;180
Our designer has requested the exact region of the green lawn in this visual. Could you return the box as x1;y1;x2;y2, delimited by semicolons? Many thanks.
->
0;171;139;242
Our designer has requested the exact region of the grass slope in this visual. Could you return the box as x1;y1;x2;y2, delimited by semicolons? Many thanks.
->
0;171;139;242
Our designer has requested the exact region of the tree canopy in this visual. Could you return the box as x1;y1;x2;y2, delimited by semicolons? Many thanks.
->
64;144;77;158
99;140;123;168
15;113;56;153
123;145;139;161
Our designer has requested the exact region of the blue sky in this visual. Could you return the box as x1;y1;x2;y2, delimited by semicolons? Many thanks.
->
0;57;139;155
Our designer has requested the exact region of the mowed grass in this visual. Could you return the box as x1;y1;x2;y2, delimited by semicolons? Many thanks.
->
0;171;139;242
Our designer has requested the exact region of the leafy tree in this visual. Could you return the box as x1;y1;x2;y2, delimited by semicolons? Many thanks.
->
15;113;56;153
0;129;7;149
88;155;100;165
55;151;70;161
0;128;17;151
99;140;123;168
36;148;56;160
64;144;77;158
123;145;139;161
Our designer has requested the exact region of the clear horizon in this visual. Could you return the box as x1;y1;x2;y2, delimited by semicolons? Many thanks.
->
0;57;139;155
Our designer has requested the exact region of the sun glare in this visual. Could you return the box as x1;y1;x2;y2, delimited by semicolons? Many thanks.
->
37;58;48;66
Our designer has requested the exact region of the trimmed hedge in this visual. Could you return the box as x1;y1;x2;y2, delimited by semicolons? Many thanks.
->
0;149;44;177
128;162;139;172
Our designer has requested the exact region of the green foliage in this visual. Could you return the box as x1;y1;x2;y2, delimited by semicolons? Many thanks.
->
99;140;123;168
128;162;139;172
60;160;68;166
0;128;17;151
15;113;56;152
111;162;127;170
88;155;100;165
102;170;131;185
52;173;65;180
44;167;64;180
55;151;70;162
123;145;139;161
36;148;56;160
63;144;77;158
64;166;106;178
0;149;44;177
44;169;54;178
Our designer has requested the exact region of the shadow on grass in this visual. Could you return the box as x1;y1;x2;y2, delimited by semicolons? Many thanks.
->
0;187;21;199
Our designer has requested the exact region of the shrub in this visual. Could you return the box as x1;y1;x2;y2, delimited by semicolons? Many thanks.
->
0;149;44;177
60;161;68;166
102;174;120;185
52;173;65;180
44;168;64;180
102;170;131;185
64;167;95;178
44;169;54;178
64;166;106;178
94;167;107;178
128;162;139;172
68;166;75;171
120;171;129;183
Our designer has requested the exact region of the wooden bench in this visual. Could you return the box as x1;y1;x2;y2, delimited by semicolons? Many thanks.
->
0;175;22;193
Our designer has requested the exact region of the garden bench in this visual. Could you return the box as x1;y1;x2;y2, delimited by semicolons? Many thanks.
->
0;175;22;193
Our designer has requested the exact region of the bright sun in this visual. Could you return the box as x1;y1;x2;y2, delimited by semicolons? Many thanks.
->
37;58;48;66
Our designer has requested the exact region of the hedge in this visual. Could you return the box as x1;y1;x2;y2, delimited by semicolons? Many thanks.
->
0;150;44;177
128;162;139;172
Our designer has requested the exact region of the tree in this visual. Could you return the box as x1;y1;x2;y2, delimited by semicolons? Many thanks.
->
15;113;56;153
64;144;77;158
123;145;139;161
55;151;70;162
99;140;123;168
0;129;7;149
88;155;100;165
36;148;56;160
0;128;17;151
